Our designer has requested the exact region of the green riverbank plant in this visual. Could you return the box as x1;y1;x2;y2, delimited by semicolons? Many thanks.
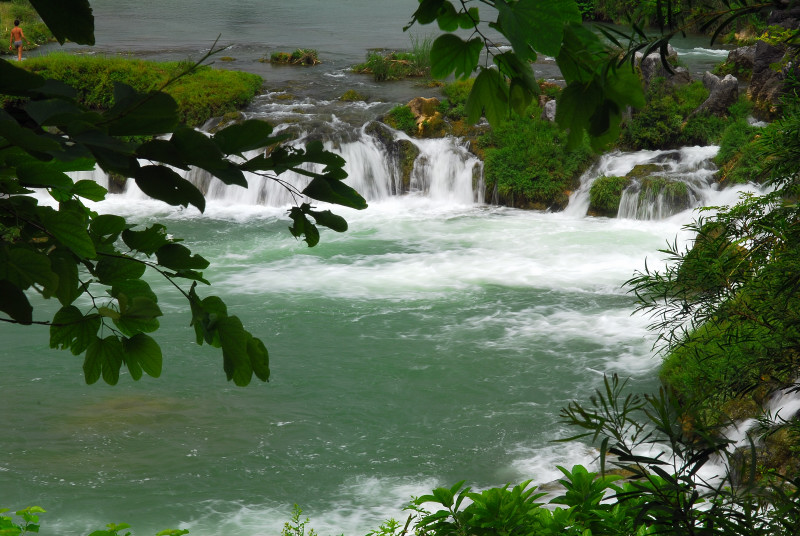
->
0;1;366;385
589;175;629;216
6;53;262;127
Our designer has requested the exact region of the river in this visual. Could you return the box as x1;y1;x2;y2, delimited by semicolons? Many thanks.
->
1;2;742;535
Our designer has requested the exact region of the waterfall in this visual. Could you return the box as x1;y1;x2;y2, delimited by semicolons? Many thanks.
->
565;146;722;220
111;124;484;208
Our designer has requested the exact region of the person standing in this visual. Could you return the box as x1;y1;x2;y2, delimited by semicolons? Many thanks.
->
9;19;31;61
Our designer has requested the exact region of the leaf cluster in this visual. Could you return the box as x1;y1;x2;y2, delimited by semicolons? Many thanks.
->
0;0;366;385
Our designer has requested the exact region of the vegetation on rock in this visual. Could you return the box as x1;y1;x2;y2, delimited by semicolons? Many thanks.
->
265;49;320;66
589;175;629;216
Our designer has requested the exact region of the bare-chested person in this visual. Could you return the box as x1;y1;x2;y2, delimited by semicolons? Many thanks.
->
9;19;31;61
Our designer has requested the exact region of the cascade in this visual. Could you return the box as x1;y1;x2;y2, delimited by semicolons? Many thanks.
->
564;146;722;220
109;124;484;208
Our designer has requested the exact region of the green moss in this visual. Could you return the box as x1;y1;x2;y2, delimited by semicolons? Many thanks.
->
13;53;262;127
589;176;630;216
384;105;417;136
267;49;320;65
339;89;368;102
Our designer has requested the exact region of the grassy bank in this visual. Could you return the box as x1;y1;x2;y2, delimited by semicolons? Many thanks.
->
11;53;263;126
0;0;53;51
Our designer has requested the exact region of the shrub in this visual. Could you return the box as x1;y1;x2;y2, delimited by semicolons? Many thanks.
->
352;47;430;82
589;175;629;216
481;106;593;209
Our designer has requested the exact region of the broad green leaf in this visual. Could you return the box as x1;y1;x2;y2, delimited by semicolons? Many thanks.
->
302;177;368;210
25;98;84;126
104;84;179;136
91;214;128;238
121;224;170;255
410;0;445;25
436;1;459;31
0;279;33;324
0;59;47;94
216;315;253;386
430;34;482;80
136;139;189;170
50;249;81;306
37;205;96;259
495;0;580;59
123;333;163;379
95;255;146;284
309;209;348;232
50;305;101;355
466;68;508;126
247;335;270;382
171;128;247;187
111;279;158;303
0;246;59;296
115;296;162;335
134;165;206;212
28;0;95;45
459;8;479;29
0;110;62;155
84;336;124;385
556;81;603;149
16;162;73;190
213;120;275;155
155;243;210;270
288;207;319;247
71;180;107;202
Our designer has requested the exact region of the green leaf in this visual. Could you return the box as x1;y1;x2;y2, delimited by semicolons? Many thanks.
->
217;315;254;386
171;128;247;187
121;224;170;255
136;139;189;170
556;81;603;149
25;98;84;126
495;0;580;59
123;333;163;379
213;120;275;155
436;1;459;31
302;177;368;210
288;207;319;247
247;335;270;382
111;279;158;303
95;255;146;284
411;0;445;25
134;165;206;212
50;306;101;355
71;180;107;202
104;84;179;136
156;243;210;270
16;162;74;190
0;110;63;155
28;0;95;45
38;205;96;259
115;296;162;335
84;336;124;385
466;68;508;126
0;279;33;324
430;34;482;80
91;214;128;238
459;8;479;29
0;246;59;296
309;209;348;232
50;249;82;306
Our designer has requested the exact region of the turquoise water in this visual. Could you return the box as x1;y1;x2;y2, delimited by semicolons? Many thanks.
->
0;2;739;534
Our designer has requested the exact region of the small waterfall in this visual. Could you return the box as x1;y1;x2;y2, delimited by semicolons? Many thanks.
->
112;123;483;208
565;146;721;219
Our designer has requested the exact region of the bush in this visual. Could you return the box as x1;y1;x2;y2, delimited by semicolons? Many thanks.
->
384;105;417;135
352;47;430;82
480;106;593;209
589;175;629;216
11;53;262;126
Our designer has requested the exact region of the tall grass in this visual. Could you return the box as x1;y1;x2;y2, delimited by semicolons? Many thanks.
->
352;35;433;81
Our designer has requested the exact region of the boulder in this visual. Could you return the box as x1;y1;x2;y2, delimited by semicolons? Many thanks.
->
693;71;739;116
726;45;756;76
635;44;690;88
407;97;443;136
541;99;557;122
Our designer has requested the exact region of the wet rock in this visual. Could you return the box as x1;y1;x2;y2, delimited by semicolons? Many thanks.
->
407;96;444;136
635;44;690;88
725;45;756;80
748;40;791;117
364;121;420;194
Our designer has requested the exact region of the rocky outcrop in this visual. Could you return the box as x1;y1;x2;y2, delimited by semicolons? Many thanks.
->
748;40;791;117
635;44;691;88
724;45;756;81
407;97;444;136
694;71;739;116
364;121;420;194
541;99;557;122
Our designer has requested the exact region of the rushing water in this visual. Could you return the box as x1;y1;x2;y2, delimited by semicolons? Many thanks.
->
0;2;750;535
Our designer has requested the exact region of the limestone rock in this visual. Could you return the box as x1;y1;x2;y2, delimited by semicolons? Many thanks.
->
694;71;739;116
635;44;690;88
407;97;443;136
541;99;557;122
748;40;790;116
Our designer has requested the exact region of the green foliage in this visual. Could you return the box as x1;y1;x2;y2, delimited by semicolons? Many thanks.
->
408;0;644;146
0;508;188;536
589;175;629;216
715;118;763;184
385;105;417;136
480;107;593;209
352;49;430;82
281;505;317;536
9;53;262;127
0;2;366;385
339;89;367;102
0;0;53;50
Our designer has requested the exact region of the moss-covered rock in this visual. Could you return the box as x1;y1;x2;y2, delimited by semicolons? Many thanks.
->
589;175;630;217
